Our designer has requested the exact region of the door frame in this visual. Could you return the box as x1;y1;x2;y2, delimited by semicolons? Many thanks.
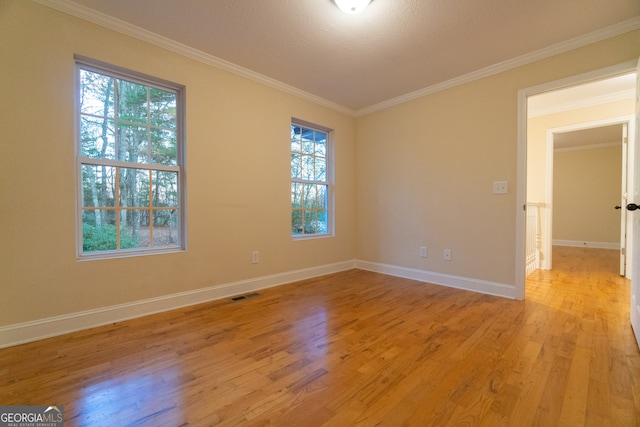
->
515;60;637;300
542;117;633;273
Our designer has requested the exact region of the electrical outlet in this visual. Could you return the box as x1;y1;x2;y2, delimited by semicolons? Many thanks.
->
493;181;508;194
420;246;428;258
443;249;452;261
251;251;259;264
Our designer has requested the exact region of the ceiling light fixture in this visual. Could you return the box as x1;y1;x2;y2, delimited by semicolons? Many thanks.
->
334;0;371;14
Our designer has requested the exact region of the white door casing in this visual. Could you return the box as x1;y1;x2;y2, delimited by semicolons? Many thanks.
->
516;60;637;301
620;123;628;276
542;117;632;272
630;57;640;348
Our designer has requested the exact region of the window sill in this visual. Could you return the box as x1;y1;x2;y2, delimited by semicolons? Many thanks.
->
292;233;334;241
77;247;185;261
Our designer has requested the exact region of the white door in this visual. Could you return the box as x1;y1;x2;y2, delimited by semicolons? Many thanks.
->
630;58;640;348
620;123;628;276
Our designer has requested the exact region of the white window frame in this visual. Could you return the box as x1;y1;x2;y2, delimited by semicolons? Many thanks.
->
291;118;334;239
75;55;186;259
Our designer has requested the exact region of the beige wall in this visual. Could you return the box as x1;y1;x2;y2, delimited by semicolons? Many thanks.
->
0;2;356;326
527;100;634;202
356;32;639;286
553;145;622;244
1;1;639;329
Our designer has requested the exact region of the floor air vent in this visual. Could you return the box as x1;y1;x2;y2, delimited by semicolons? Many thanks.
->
230;292;261;302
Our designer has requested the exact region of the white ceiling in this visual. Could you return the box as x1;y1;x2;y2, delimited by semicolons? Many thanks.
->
554;124;624;150
46;0;640;112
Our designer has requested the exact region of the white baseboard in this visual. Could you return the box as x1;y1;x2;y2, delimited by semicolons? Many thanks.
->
0;259;518;348
355;260;517;299
553;240;620;250
0;260;356;349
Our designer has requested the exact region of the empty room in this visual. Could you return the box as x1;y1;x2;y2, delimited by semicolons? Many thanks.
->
1;0;640;425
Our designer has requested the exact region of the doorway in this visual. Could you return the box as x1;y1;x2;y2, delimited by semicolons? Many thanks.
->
515;62;637;300
526;77;635;278
547;121;629;276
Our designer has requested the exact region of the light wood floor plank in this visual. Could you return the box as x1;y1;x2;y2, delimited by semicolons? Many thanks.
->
1;246;638;426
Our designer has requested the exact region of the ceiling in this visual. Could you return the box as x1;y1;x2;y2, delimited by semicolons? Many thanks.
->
47;0;639;112
554;124;624;150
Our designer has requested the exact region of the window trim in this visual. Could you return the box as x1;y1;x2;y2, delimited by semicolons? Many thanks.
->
291;118;334;239
74;55;187;259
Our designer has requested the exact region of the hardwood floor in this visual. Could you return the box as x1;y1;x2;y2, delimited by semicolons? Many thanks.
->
1;247;638;426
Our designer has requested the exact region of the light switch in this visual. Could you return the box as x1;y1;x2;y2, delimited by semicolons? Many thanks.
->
493;181;508;194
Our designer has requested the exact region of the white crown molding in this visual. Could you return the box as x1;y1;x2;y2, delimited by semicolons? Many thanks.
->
32;0;357;116
554;140;621;152
31;1;640;118
529;88;636;118
356;17;640;116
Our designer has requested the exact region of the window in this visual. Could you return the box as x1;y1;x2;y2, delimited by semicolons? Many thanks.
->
76;57;185;257
291;120;332;237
